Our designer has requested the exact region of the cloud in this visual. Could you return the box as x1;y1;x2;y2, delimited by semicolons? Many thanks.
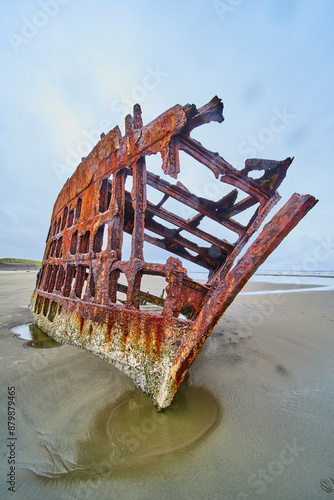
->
0;0;332;268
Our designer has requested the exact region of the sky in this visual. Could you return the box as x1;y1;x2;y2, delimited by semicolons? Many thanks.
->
0;0;333;272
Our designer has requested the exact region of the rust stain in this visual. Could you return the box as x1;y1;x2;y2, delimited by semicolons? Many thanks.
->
106;315;112;344
105;340;111;354
30;96;318;409
79;315;85;336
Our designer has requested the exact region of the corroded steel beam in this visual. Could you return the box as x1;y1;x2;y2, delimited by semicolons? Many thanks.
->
30;97;317;409
165;193;317;397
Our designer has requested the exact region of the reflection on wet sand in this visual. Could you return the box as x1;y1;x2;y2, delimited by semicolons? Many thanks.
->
28;385;221;479
10;323;61;349
76;385;221;476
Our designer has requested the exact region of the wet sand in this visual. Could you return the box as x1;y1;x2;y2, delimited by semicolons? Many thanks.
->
0;271;333;499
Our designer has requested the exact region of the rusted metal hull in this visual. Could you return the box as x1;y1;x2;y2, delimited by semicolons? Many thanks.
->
30;97;317;409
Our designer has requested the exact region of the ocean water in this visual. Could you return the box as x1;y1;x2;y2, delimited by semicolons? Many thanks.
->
250;270;334;291
188;269;334;289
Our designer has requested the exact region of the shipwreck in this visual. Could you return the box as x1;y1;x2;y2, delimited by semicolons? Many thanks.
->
30;97;317;409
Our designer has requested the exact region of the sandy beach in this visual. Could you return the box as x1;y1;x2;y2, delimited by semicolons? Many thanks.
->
0;270;333;499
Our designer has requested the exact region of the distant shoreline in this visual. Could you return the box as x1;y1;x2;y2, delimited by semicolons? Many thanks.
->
0;264;333;278
0;258;42;272
0;262;41;272
256;272;334;278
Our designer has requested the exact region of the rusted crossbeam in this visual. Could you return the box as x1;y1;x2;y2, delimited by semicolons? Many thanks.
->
145;198;234;253
146;171;246;236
